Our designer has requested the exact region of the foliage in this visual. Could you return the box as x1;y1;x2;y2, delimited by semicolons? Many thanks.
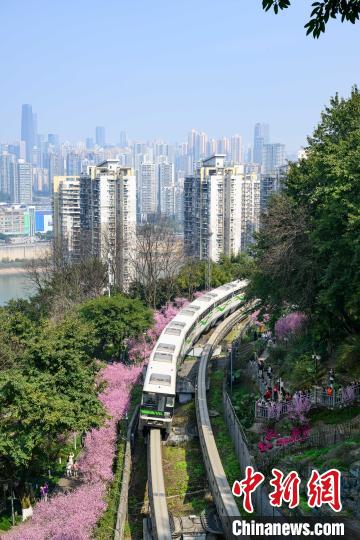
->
335;335;360;378
26;250;108;317
250;88;360;353
177;253;255;300
274;312;307;340
262;0;360;37
288;392;312;424
78;294;153;361
4;298;184;538
0;313;105;493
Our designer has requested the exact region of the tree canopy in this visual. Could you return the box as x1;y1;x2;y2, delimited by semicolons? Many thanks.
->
262;0;360;37
250;87;360;351
78;294;153;361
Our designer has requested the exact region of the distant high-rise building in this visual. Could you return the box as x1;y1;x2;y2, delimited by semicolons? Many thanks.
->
66;152;82;176
230;135;243;164
119;131;127;147
253;123;270;165
0;152;16;201
261;143;286;174
86;138;94;150
95;126;106;147
48;133;59;147
158;162;175;216
184;155;260;262
21;104;36;162
139;162;157;220
15;159;32;204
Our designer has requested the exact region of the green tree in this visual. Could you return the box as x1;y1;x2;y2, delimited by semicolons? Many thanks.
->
0;312;105;506
78;294;153;361
251;87;360;350
262;0;360;37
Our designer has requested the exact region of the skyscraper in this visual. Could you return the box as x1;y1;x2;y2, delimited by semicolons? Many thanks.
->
81;160;137;290
230;134;243;164
261;143;286;174
53;175;81;256
0;152;16;201
184;155;260;261
139;162;157;220
95;126;106;147
119;131;127;147
253;123;270;165
21;104;36;162
15;159;32;204
158;162;175;216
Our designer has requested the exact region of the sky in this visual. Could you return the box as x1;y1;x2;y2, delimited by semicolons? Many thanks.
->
0;0;359;153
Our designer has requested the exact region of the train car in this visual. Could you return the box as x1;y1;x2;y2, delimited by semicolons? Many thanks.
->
139;279;248;433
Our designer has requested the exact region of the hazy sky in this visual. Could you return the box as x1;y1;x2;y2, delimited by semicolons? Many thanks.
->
0;0;359;152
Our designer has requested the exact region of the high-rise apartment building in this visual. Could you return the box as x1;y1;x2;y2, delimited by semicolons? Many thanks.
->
253;123;270;165
139;162;157;220
21;104;37;163
53;175;81;256
261;143;286;174
184;155;260;262
95;126;106;147
230;134;243;164
158;162;175;216
0;152;16;201
81;160;137;290
53;161;136;290
15;160;32;205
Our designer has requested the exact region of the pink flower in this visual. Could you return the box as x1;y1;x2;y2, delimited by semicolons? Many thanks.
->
5;299;187;539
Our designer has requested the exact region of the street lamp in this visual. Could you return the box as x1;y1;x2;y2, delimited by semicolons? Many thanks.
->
311;354;321;383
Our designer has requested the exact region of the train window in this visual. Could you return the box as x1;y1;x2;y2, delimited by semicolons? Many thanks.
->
187;305;201;310
181;309;197;316
196;296;212;302
165;328;181;336
142;392;157;406
157;343;176;352
150;373;171;386
171;321;186;328
166;397;175;407
153;352;173;363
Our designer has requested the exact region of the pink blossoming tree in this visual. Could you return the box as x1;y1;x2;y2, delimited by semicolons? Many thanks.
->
5;299;187;540
274;311;307;341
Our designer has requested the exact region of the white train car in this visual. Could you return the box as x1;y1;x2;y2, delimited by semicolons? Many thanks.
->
139;279;248;433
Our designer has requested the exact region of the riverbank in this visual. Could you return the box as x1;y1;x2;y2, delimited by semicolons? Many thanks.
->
0;265;28;275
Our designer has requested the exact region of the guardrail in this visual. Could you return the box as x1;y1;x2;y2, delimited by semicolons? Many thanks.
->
255;384;360;421
196;308;251;539
114;404;139;540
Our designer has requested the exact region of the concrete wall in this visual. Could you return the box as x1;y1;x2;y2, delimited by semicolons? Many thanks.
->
0;242;51;261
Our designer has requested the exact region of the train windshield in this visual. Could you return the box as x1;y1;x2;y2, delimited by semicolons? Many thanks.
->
142;392;174;412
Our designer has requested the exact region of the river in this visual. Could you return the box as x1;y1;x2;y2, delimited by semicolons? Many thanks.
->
0;271;36;306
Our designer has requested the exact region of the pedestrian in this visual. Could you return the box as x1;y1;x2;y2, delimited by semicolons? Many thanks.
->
72;462;78;478
66;461;72;477
273;385;279;402
329;368;335;386
43;482;48;502
267;366;272;380
68;453;74;466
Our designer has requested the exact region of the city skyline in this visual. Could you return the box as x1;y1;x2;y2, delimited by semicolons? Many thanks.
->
0;1;358;153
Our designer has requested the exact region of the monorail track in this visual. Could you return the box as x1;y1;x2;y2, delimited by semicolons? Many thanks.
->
147;428;172;540
147;306;252;539
195;309;251;539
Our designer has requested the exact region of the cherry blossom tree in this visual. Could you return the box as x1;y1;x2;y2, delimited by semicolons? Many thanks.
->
5;299;186;540
274;311;307;340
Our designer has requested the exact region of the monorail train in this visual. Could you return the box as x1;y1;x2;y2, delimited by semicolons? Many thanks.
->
139;279;248;433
